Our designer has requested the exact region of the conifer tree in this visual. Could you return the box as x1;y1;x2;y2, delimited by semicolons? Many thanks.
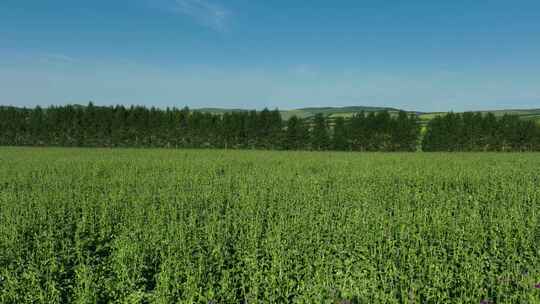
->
285;116;308;150
332;117;348;151
311;113;330;150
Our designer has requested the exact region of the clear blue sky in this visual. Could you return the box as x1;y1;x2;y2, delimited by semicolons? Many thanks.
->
1;0;539;112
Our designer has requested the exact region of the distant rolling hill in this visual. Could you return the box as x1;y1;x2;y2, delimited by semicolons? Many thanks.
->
195;106;540;124
2;104;538;125
417;109;540;125
195;106;411;120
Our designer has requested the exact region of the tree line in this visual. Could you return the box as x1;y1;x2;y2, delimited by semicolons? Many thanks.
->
422;112;540;151
0;103;420;151
0;103;539;151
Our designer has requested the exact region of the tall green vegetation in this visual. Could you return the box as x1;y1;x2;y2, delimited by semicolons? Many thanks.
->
331;117;348;150
346;111;420;151
1;148;539;303
0;104;421;152
284;115;309;150
423;112;540;151
310;113;330;150
2;104;540;151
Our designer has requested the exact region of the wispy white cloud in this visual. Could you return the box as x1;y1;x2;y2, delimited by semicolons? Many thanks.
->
291;64;319;77
170;0;231;32
39;53;77;64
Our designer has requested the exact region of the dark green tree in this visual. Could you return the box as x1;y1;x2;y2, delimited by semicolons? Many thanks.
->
285;116;308;150
310;114;330;150
332;117;349;151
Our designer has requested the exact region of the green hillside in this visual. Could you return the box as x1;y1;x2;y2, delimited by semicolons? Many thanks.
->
195;106;540;124
195;106;410;121
418;109;540;125
3;104;537;124
194;107;249;114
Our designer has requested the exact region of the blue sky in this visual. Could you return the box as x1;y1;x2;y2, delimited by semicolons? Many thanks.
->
1;0;539;112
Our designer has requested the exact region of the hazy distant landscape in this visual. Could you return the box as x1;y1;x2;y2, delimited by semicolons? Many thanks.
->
195;106;540;124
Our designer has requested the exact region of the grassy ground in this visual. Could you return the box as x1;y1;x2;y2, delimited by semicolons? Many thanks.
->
1;148;539;303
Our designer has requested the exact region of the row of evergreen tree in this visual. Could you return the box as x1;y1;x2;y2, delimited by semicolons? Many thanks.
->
422;112;540;151
1;103;539;151
0;103;420;151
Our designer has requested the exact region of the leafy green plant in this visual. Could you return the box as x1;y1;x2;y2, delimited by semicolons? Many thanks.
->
0;148;539;303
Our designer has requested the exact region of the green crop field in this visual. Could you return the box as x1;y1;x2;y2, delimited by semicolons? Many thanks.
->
1;148;540;303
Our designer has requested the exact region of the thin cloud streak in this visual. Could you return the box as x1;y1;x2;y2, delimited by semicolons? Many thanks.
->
171;0;231;32
39;53;78;64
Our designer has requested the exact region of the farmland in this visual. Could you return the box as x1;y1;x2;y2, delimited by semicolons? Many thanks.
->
194;106;540;125
1;148;540;303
